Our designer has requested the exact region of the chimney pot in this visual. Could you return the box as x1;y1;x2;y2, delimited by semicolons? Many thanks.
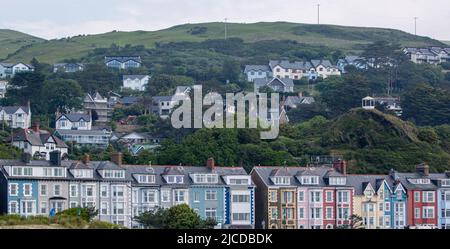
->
333;159;347;175
31;122;40;133
207;157;215;170
416;163;429;176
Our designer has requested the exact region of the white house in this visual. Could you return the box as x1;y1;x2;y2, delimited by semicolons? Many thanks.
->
403;47;448;65
0;62;34;79
53;63;84;73
55;113;92;130
311;60;341;79
122;75;150;91
0;105;31;129
11;123;68;160
244;65;271;82
0;81;8;98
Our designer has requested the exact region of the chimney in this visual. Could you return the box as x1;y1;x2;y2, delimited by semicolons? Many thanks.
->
82;154;90;165
111;152;123;166
31;122;40;133
333;159;347;175
416;163;429;176
445;171;450;178
298;92;303;98
21;153;31;163
207;157;215;170
49;150;61;166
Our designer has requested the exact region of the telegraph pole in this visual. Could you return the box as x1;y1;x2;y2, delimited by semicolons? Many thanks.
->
414;17;418;36
317;4;320;24
224;18;228;40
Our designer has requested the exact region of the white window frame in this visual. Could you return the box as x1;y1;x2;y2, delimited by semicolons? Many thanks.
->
9;183;18;196
23;183;32;196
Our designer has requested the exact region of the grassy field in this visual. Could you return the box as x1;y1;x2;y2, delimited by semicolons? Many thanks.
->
0;29;44;60
442;40;450;46
2;22;446;64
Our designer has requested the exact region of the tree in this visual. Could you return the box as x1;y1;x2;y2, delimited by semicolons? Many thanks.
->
337;214;364;229
221;59;240;83
43;78;84;114
6;72;47;114
133;207;167;229
55;206;99;222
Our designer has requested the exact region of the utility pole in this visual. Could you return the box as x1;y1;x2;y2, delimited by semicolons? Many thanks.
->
317;4;320;24
414;17;418;36
224;18;228;40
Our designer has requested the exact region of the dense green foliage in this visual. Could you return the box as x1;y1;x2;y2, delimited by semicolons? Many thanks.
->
134;204;216;229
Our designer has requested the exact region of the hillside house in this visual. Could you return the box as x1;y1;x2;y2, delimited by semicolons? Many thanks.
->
104;56;141;69
55;113;92;130
0;105;31;129
122;75;150;91
244;65;271;82
254;77;294;93
83;92;112;123
53;63;84;73
0;62;34;79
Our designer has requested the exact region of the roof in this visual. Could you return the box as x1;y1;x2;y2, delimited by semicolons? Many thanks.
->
0;106;30;114
123;75;149;81
152;96;173;102
254;77;294;88
346;175;388;195
11;129;68;148
269;60;314;70
244;65;270;73
55;129;111;136
252;166;348;188
284;96;315;107
120;96;141;105
311;59;334;68
104;56;142;63
57;113;91;122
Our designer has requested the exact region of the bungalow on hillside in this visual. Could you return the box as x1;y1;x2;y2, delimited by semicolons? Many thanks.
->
0;62;34;79
53;63;85;73
254;77;294;93
244;65;271;82
104;56;142;69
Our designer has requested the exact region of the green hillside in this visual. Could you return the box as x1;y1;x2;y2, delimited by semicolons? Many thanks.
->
443;40;450;46
0;29;44;60
3;22;445;64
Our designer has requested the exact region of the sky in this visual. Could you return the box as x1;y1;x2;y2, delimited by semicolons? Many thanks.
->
0;0;449;41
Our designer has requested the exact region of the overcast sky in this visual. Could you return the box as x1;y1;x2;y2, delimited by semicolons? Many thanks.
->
1;0;449;40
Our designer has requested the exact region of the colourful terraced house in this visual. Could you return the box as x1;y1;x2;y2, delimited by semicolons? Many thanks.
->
251;160;353;229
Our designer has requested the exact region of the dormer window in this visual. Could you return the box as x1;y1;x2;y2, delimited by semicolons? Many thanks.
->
192;174;218;184
136;174;156;184
408;178;430;185
166;175;184;184
441;179;450;187
229;178;250;185
301;176;319;185
102;170;125;179
71;169;93;178
329;177;346;186
272;176;290;185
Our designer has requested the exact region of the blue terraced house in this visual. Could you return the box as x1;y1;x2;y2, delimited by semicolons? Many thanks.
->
387;169;408;229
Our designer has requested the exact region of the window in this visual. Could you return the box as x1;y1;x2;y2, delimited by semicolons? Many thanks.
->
12;167;22;176
296;207;304;219
272;177;290;185
112;186;125;198
414;192;420;202
298;191;305;202
8;201;18;214
101;202;109;215
101;185;108;198
379;203;384;212
40;185;47;196
205;208;217;220
40;202;47;214
282;191;294;203
282;208;294;220
22;201;35;214
325;191;333;202
205;190;217;201
310;191;322;203
166;175;184;184
270;207;278;219
9;183;18;196
23;183;32;196
326;207;333;219
113;202;125;215
70;185;78;197
423;207;434;219
137;174;156;184
232;213;250;221
229;178;249;185
162;190;170;202
385;202;390;212
310;208;322;219
194;192;200;202
338;191;349;203
53;185;61;196
23;167;33;176
442;179;450;187
53;168;63;177
82;185;95;197
415;208;420;219
422;191;435;203
232;194;250;203
337;207;349;220
174;190;186;202
329;177;346;185
70;201;78;208
269;190;277;202
301;176;319;185
142;190;156;203
193;174;218;184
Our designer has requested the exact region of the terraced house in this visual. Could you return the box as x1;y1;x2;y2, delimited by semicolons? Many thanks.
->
251;160;353;229
0;155;254;229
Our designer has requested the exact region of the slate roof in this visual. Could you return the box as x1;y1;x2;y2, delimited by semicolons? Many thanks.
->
56;113;91;122
284;96;315;107
254;77;294;89
105;56;142;63
244;65;270;73
252;166;348;188
346;175;388;195
311;59;335;68
55;129;111;136
12;129;68;148
152;96;173;102
0;106;30;114
269;60;313;70
120;96;141;105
